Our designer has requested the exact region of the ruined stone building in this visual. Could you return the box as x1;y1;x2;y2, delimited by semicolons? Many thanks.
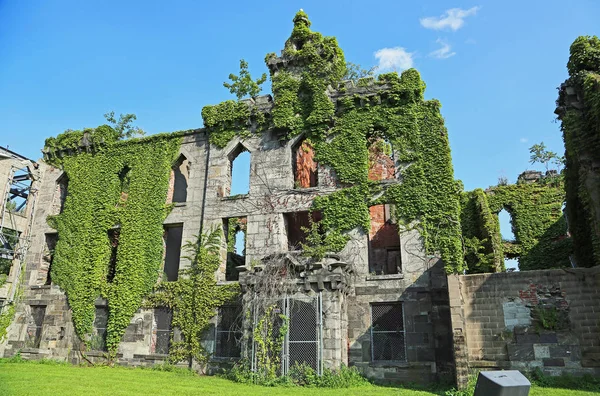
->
0;12;457;383
1;13;599;389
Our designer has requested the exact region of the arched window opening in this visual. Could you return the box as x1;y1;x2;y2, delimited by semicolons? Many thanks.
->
55;173;69;214
292;138;318;188
498;209;515;241
43;233;58;285
172;155;189;203
368;204;401;274
229;145;250;196
367;137;395;182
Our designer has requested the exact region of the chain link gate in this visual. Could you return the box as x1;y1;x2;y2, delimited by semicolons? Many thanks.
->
251;293;323;376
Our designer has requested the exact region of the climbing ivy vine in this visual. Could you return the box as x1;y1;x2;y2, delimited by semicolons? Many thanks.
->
46;128;182;357
460;188;504;273
556;35;600;267
460;175;572;272
146;227;239;364
202;11;464;272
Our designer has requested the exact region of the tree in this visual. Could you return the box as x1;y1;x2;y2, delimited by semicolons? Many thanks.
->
146;227;238;366
223;59;267;100
529;142;564;172
343;62;376;82
103;111;145;139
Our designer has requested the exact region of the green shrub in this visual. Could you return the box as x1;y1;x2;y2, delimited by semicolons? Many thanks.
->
444;374;477;396
224;361;370;388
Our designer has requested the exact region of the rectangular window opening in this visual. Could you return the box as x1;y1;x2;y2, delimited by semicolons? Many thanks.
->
283;211;322;250
223;217;246;281
107;228;120;282
91;306;108;352
27;305;46;348
215;305;242;358
371;303;405;362
164;224;183;281
7;167;32;214
154;307;172;355
368;204;401;275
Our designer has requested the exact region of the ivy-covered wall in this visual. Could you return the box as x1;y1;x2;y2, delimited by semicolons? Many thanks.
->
44;129;181;356
556;35;600;268
203;11;464;273
460;188;504;273
460;175;572;272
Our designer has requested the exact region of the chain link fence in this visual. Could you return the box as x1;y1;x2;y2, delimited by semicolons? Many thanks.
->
251;294;322;375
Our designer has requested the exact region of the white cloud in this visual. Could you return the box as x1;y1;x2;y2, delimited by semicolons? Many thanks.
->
374;47;414;72
520;138;529;143
429;39;456;59
420;7;480;31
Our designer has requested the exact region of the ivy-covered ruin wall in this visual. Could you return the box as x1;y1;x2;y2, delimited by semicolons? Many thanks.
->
203;11;464;273
43;129;182;356
460;173;572;272
556;35;600;268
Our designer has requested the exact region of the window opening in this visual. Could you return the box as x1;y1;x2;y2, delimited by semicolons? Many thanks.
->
154;307;172;354
498;208;519;271
5;166;33;213
229;145;250;196
368;204;401;274
164;225;183;281
118;165;131;201
292;138;318;188
27;305;46;348
215;305;242;358
367;137;395;181
43;233;58;285
0;228;18;277
172;155;189;203
284;211;322;250
107;228;120;282
91;307;108;351
223;217;246;281
55;173;68;214
371;303;405;361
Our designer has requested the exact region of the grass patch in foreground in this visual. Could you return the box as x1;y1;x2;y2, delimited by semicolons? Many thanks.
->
0;360;599;396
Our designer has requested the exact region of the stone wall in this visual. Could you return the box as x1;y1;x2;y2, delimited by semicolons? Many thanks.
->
449;268;600;387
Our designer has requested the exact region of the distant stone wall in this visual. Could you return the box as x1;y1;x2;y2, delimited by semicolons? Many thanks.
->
449;268;600;388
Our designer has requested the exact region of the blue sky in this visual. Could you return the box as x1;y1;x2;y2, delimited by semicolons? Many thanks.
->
1;1;598;268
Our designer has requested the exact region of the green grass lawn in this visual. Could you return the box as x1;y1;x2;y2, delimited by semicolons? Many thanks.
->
0;361;599;396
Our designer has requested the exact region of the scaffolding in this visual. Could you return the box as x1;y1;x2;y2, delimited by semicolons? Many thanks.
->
1;165;37;260
0;154;39;308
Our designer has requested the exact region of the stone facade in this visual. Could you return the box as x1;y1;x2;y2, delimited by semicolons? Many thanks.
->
0;122;453;383
449;268;600;387
0;13;455;385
